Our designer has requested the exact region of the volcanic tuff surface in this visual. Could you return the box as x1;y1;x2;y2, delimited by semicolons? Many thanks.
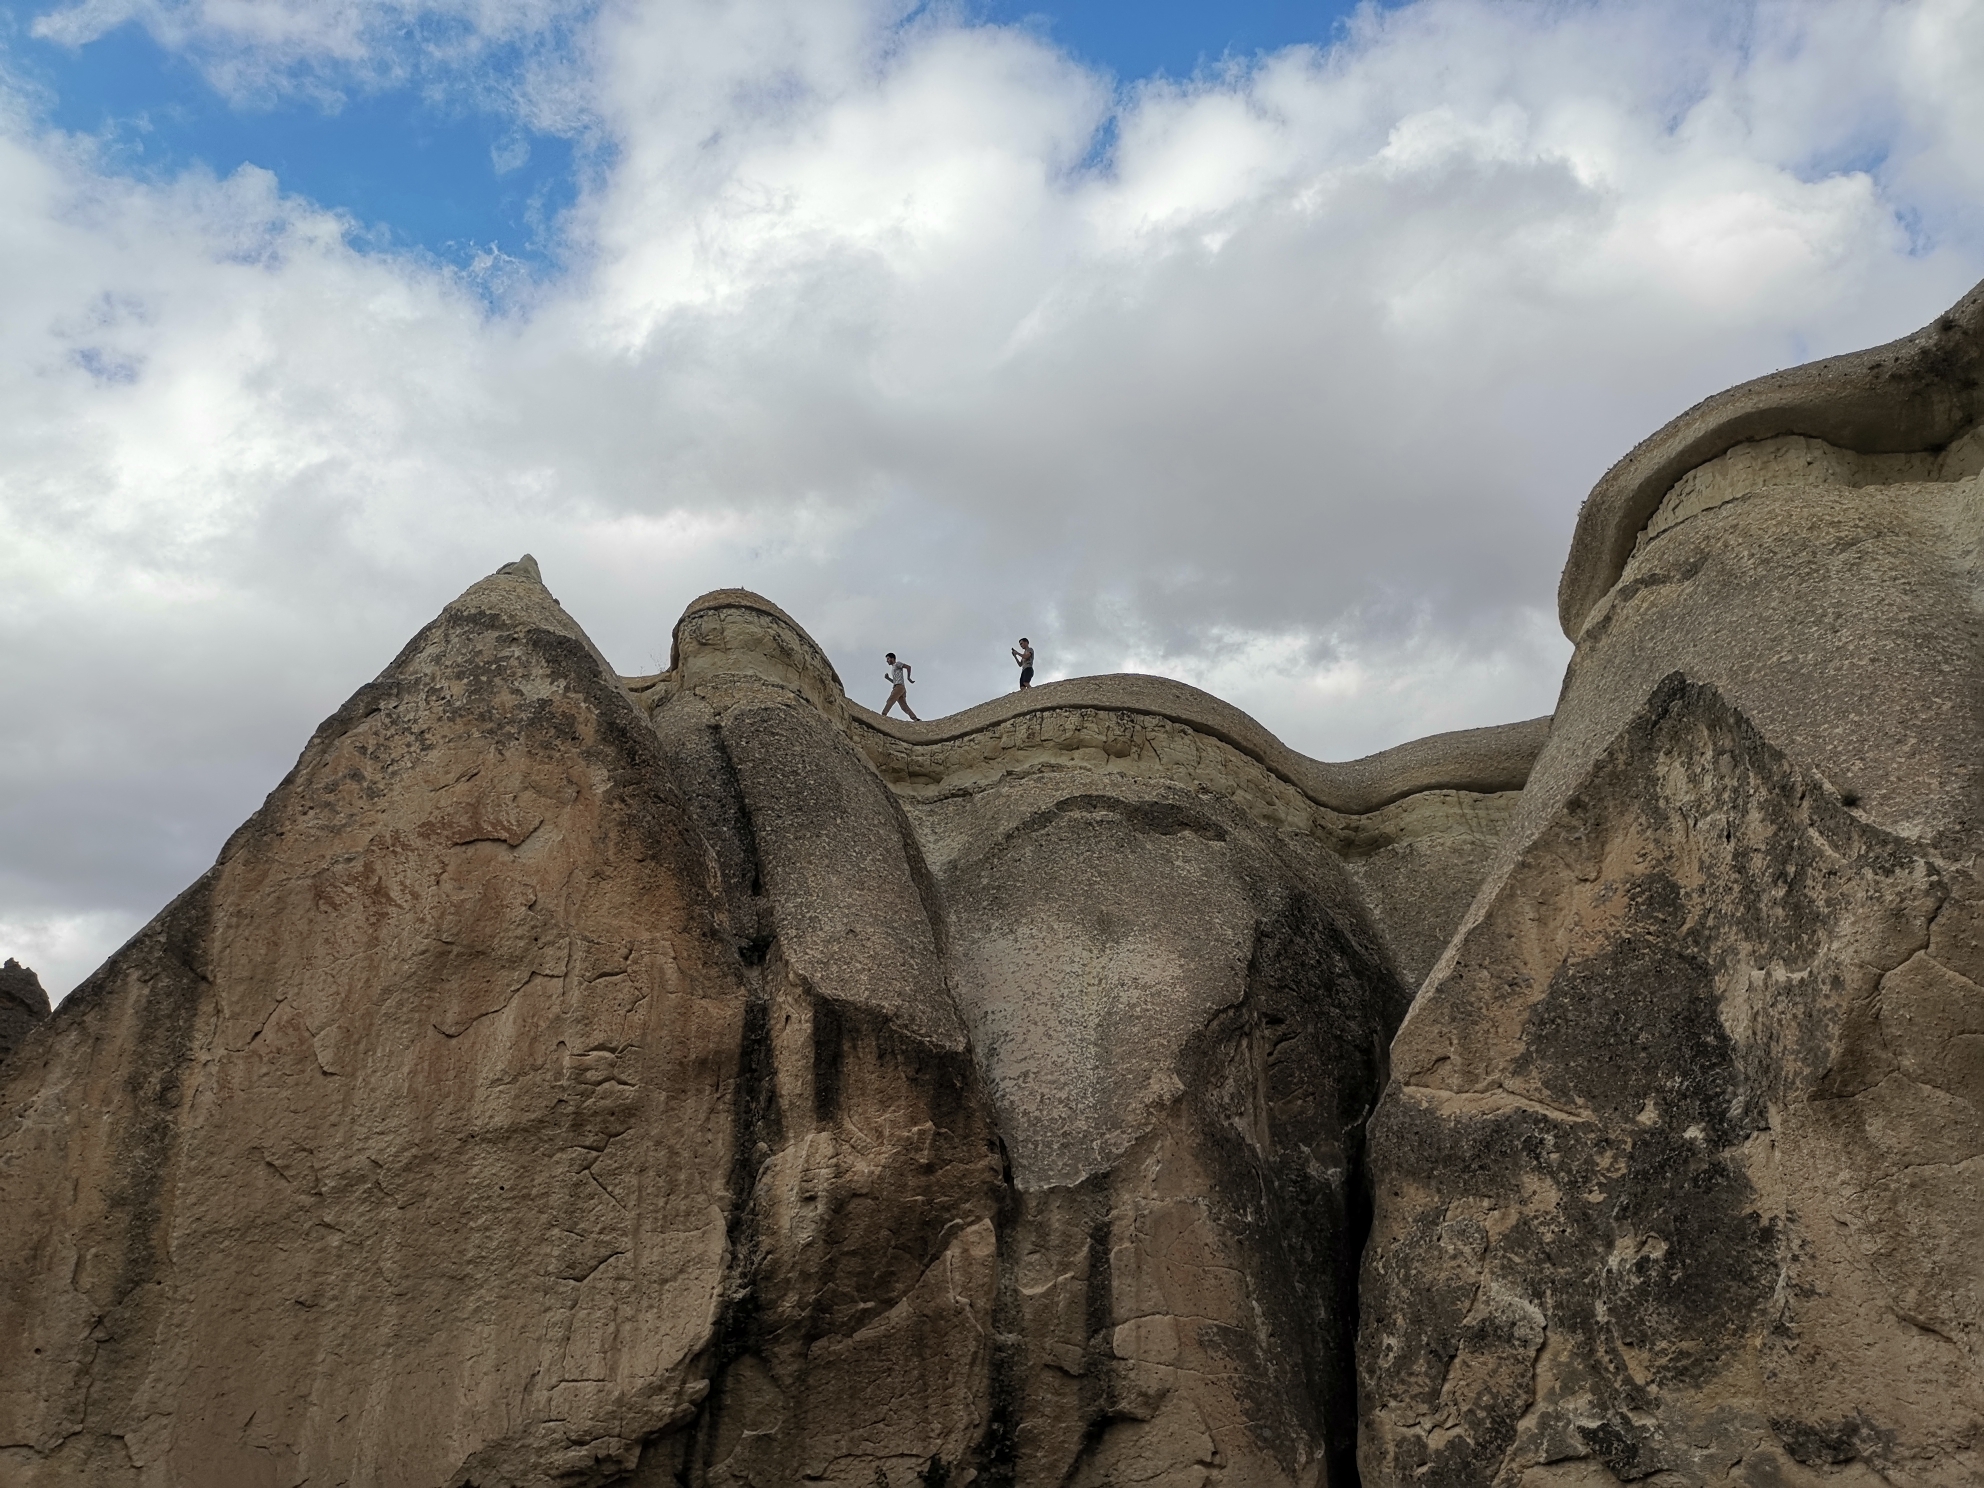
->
3;276;1984;1487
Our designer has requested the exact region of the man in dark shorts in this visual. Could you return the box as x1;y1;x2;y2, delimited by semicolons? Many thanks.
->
882;652;919;719
1012;637;1034;690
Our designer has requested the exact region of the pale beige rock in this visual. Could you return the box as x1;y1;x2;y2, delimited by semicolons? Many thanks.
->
1361;274;1984;1488
1559;276;1984;637
1361;677;1975;1487
1452;278;1984;1010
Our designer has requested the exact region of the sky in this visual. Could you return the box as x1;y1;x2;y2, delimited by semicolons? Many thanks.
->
2;0;1982;999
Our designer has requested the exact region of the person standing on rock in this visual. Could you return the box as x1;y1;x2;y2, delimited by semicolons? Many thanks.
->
1012;637;1034;690
882;652;920;719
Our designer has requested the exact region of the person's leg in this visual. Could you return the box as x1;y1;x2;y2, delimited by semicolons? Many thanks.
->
1019;667;1033;689
883;683;906;716
904;694;920;721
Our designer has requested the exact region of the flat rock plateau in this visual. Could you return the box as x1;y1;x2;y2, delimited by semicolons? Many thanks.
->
3;277;1983;1488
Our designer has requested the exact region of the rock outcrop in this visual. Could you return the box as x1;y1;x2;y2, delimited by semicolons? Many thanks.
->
1361;676;1965;1484
629;590;1537;1484
0;567;1539;1484
0;957;49;1067
1557;276;1984;639
1;559;763;1485
1361;276;1984;1486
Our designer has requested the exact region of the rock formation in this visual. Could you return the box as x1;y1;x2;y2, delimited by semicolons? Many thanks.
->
1360;277;1984;1485
0;567;1539;1484
0;956;49;1067
4;276;1980;1487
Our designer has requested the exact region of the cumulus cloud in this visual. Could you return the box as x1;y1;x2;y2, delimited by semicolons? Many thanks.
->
3;0;1982;995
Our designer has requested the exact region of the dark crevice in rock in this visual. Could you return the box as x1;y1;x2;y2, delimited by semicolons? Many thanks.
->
974;1156;1025;1488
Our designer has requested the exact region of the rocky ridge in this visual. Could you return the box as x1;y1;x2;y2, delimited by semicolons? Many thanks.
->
0;559;1535;1487
3;277;1982;1486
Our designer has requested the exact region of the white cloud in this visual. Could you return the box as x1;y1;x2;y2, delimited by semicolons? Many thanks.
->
0;911;144;1004
4;0;1983;996
29;0;594;108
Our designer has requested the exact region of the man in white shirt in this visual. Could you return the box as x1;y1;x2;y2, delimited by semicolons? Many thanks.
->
882;653;919;719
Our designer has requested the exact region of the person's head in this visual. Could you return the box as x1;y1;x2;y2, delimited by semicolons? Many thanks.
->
885;652;896;662
1019;638;1029;646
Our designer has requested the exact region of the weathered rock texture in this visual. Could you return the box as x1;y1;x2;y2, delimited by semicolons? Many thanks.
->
1362;273;1984;1486
625;591;1544;1485
2;559;759;1486
1;570;1539;1484
0;957;50;1067
1362;677;1971;1484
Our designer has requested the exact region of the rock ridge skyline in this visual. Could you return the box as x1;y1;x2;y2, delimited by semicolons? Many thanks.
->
3;275;1982;1485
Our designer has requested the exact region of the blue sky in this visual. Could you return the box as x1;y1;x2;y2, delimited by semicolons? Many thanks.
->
978;1;1368;82
5;4;583;263
6;0;1372;266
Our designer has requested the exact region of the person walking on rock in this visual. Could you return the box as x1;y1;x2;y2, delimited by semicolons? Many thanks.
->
1012;637;1034;690
882;652;920;719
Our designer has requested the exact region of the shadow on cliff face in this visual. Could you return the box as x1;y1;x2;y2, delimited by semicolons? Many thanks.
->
633;611;1419;1484
918;776;1408;1486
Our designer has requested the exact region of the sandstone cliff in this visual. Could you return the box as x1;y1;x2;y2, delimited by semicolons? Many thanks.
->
1361;676;1965;1483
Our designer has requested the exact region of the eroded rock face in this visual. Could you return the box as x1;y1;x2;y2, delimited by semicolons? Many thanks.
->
642;597;1429;1484
1360;275;1984;1487
1;562;751;1486
0;957;49;1067
1359;677;1979;1485
912;773;1402;1484
639;624;1010;1483
1;566;1539;1485
19;279;1984;1488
